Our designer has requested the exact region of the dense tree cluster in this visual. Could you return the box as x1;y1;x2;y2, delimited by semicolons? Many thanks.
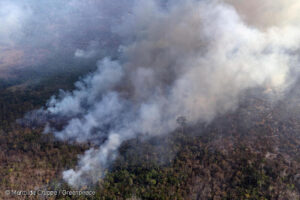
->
0;75;299;199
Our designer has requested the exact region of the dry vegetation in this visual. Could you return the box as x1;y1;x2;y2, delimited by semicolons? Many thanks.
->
0;77;299;199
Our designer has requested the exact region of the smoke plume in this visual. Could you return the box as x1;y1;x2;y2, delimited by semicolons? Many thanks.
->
24;0;300;187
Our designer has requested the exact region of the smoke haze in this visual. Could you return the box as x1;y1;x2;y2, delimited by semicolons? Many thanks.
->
16;0;300;187
0;0;132;75
224;0;300;28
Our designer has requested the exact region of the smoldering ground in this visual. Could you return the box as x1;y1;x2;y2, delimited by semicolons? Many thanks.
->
18;0;300;188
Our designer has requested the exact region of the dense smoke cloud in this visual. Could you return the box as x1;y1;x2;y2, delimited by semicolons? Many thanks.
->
22;0;300;187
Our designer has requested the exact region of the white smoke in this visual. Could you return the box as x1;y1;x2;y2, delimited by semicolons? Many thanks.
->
35;0;300;187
